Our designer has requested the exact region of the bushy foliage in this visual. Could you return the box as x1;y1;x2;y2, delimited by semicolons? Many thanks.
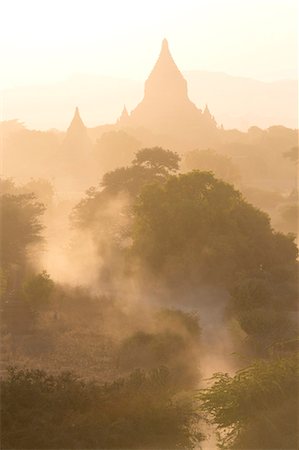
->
132;171;298;347
156;308;201;340
0;192;48;334
101;165;152;196
132;171;297;285
230;272;298;350
283;146;298;164
198;355;299;449
116;309;201;389
23;271;54;312
71;147;181;257
118;332;197;388
133;146;180;174
117;308;201;388
0;193;45;268
1;366;203;449
101;146;180;196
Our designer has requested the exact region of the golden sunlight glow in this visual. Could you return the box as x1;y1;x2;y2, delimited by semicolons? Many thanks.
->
0;0;297;89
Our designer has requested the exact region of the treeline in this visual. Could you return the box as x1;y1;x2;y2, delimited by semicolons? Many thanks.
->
0;147;298;449
1;366;201;449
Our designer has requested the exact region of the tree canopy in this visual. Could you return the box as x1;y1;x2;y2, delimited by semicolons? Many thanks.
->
199;355;299;449
133;146;180;174
131;171;298;348
1;366;202;449
0;193;45;269
72;147;181;228
101;146;180;196
132;171;297;285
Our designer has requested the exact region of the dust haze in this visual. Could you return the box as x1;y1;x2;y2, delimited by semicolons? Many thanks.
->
1;32;298;450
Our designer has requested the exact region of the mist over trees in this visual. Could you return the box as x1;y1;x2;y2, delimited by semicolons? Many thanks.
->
0;38;298;450
199;355;298;449
1;145;297;449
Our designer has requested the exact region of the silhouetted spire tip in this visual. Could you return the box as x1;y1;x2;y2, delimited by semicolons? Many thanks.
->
204;104;211;115
74;106;81;118
162;38;169;51
117;104;130;124
66;106;87;133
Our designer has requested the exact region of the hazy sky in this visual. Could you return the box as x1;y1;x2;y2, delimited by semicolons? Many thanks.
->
1;0;297;89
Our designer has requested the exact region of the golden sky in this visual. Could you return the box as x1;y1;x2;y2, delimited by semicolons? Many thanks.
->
1;0;297;89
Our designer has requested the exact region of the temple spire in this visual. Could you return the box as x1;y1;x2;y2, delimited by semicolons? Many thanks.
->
59;106;92;192
68;106;85;132
203;104;211;117
203;104;217;126
74;106;80;117
154;38;179;72
63;106;91;151
138;38;189;102
118;105;130;125
127;39;218;138
161;38;169;53
121;105;128;117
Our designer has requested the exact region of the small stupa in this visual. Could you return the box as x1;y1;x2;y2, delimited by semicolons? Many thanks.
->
59;107;93;192
63;107;91;151
203;104;217;127
117;105;130;126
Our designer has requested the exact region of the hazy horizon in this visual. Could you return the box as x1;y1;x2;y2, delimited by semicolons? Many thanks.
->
1;69;297;131
1;0;297;90
2;64;298;92
1;0;297;131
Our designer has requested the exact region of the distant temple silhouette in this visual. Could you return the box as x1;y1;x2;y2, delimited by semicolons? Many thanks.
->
117;39;218;147
66;40;219;151
59;107;93;191
63;107;91;155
